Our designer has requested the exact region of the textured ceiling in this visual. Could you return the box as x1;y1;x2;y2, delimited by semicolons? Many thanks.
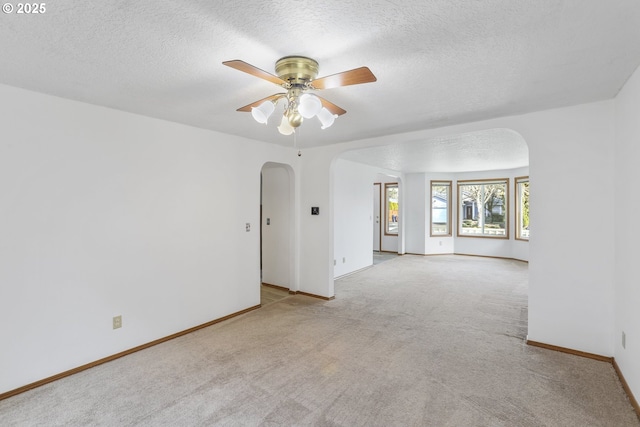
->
1;1;639;170
340;129;529;173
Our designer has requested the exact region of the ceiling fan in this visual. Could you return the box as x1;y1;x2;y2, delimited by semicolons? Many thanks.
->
223;56;376;135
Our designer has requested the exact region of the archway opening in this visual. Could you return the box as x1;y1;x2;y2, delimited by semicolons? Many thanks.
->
260;162;295;305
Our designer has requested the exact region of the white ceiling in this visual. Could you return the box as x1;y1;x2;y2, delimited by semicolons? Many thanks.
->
340;129;529;173
1;1;639;171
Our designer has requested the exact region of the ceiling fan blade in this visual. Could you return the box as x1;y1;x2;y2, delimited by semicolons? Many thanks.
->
236;93;286;112
223;60;287;86
317;96;347;116
311;67;377;90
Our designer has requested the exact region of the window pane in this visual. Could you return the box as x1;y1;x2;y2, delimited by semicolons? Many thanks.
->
385;183;398;235
458;180;508;238
431;181;451;236
516;177;529;240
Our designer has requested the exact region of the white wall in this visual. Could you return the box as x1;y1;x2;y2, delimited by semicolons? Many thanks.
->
297;150;335;297
0;84;297;394
261;164;292;288
523;102;615;357
404;174;428;255
614;64;640;400
332;160;408;278
333;159;376;277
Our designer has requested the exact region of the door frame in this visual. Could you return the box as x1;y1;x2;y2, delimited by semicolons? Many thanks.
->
373;182;382;252
260;162;296;294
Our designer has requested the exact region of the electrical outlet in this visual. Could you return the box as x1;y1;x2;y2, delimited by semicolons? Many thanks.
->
333;259;336;266
342;257;346;263
113;315;122;330
622;331;626;349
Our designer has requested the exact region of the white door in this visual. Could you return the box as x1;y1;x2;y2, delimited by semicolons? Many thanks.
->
373;183;381;251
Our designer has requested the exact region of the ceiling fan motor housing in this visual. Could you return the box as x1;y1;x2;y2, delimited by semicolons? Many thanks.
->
275;56;319;85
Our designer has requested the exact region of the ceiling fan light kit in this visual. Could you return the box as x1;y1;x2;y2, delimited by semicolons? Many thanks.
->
223;56;376;135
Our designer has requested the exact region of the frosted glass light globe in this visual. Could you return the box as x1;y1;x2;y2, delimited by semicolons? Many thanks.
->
317;107;337;129
278;115;294;135
251;101;275;124
298;93;322;119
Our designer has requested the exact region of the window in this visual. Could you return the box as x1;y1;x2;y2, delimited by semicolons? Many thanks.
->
458;179;509;238
385;183;398;235
430;181;451;236
515;176;529;240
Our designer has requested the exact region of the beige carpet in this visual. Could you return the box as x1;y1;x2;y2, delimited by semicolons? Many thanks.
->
260;284;290;306
1;255;638;426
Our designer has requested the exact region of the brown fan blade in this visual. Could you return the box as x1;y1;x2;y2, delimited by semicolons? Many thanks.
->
311;67;377;90
223;60;287;86
317;96;347;116
236;93;286;112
